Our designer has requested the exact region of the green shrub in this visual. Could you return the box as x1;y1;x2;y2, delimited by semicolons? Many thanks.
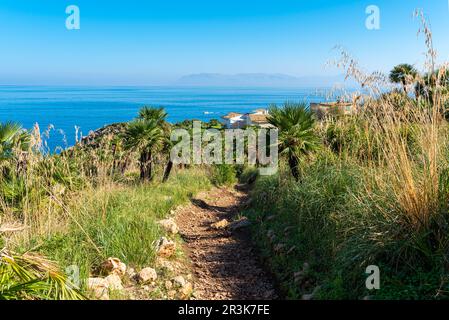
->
238;166;260;184
210;164;237;186
323;117;382;162
246;141;449;299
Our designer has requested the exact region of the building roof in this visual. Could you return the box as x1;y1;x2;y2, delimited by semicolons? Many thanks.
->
221;112;243;119
248;114;269;124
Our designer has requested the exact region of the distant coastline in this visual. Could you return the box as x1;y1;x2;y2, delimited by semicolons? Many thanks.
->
176;73;354;88
0;73;356;88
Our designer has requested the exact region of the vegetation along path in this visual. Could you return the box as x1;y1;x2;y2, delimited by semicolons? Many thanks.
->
176;186;277;300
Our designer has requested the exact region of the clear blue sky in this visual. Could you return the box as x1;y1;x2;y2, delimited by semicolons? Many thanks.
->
1;0;448;85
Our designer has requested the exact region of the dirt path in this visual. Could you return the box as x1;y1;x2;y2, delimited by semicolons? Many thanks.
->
175;185;277;300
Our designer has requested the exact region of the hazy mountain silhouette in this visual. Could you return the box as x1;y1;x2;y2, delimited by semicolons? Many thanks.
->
176;73;353;87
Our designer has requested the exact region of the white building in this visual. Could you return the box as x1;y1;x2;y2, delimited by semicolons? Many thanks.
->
221;112;245;129
221;109;273;129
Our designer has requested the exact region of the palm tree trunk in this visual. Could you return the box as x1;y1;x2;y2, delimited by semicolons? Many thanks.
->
402;79;407;93
112;144;117;173
148;152;153;181
139;152;146;181
119;156;130;174
162;160;173;182
140;151;152;181
288;153;300;181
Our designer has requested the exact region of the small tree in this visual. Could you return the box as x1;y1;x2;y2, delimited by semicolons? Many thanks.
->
161;131;176;183
0;122;30;176
267;102;321;181
123;119;163;181
389;64;418;93
136;106;176;182
138;106;168;126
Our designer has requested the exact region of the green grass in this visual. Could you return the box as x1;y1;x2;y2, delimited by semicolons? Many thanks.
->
210;164;237;186
245;147;449;300
25;169;211;290
245;155;362;299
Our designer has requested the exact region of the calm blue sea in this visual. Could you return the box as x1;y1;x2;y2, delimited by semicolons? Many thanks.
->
0;86;339;150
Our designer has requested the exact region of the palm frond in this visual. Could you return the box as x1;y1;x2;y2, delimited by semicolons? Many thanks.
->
138;106;168;124
122;119;164;153
268;102;321;154
0;250;85;300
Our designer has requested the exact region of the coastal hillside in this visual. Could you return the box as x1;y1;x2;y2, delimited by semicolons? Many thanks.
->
2;57;449;299
2;70;449;300
2;8;449;302
0;106;276;300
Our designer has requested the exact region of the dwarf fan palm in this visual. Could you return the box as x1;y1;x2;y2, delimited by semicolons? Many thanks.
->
0;122;30;176
123;119;164;181
0;249;85;300
267;103;321;181
138;106;168;126
137;106;176;182
389;64;418;93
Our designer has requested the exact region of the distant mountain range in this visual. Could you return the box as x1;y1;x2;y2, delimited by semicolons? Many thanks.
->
176;73;353;87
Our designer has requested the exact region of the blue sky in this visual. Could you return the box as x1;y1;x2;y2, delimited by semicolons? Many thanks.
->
0;0;449;85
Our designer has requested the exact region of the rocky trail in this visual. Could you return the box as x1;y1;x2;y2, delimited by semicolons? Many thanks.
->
176;186;278;300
